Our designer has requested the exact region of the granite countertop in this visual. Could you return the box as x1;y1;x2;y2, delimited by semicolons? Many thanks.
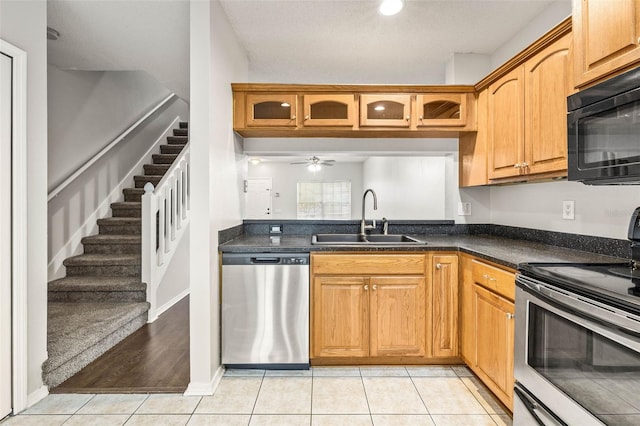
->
218;234;626;270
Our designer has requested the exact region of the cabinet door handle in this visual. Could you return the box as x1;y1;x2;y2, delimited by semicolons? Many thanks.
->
419;116;424;121
405;116;410;121
304;115;310;121
514;163;521;169
489;277;497;281
436;263;442;269
521;162;529;168
372;284;377;290
364;285;369;291
506;313;514;320
291;115;296;120
482;274;490;279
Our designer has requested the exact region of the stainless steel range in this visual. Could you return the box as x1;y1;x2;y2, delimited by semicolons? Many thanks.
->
515;262;640;425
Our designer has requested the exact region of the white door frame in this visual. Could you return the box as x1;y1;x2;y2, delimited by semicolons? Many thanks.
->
0;38;28;415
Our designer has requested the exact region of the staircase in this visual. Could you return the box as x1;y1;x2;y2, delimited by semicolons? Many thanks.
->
43;122;189;388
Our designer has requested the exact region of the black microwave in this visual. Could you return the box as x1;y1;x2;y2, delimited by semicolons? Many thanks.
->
567;65;640;185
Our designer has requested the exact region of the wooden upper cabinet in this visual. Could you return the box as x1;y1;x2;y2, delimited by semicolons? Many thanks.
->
246;93;297;127
359;94;411;127
486;33;571;182
369;276;426;357
573;0;640;87
312;276;369;358
488;67;525;180
524;32;571;176
302;94;356;127
417;93;468;128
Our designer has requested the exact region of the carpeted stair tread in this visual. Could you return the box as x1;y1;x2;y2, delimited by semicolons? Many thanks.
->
64;253;141;267
152;154;178;164
97;217;141;225
111;201;141;209
167;136;188;144
49;276;146;293
44;301;150;377
160;144;184;154
143;164;170;175
123;188;145;202
82;234;141;245
173;128;188;136
179;122;188;129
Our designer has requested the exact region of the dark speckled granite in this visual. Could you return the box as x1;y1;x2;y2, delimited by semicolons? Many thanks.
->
235;220;631;259
219;223;243;244
219;220;631;268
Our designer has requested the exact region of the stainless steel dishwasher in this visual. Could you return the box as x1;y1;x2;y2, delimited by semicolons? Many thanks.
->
221;252;310;369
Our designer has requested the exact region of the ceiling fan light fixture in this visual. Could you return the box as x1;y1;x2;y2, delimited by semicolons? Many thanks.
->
307;163;321;172
379;0;404;16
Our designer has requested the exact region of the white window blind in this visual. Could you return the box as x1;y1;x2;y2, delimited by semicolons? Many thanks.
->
297;181;351;219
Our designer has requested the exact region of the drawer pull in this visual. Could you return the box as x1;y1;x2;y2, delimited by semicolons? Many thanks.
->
506;313;514;320
373;285;377;290
364;285;369;291
436;263;442;269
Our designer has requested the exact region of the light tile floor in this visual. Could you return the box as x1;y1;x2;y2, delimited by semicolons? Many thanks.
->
1;366;512;426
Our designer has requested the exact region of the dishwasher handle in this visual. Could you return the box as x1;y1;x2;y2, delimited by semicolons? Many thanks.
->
251;257;282;264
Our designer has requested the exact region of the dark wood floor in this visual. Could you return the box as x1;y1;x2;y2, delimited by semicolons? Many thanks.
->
52;296;190;394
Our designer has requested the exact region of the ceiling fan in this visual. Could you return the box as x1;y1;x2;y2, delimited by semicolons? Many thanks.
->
290;156;335;171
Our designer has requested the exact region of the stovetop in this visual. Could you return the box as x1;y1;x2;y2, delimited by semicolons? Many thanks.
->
518;262;640;314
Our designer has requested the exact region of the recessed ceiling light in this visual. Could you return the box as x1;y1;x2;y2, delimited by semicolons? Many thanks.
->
379;0;404;16
249;158;262;165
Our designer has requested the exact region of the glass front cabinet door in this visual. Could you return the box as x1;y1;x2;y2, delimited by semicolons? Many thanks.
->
416;94;467;127
302;94;356;127
359;94;411;127
246;93;297;127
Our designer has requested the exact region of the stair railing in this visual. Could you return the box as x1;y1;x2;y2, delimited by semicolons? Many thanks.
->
141;140;190;322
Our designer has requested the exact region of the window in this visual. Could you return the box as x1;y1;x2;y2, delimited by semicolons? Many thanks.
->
297;181;351;219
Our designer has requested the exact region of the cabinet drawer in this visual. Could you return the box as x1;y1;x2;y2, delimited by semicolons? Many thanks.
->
471;259;515;301
312;254;426;275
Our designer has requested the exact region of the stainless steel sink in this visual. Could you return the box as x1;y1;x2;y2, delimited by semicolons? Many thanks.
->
311;234;424;245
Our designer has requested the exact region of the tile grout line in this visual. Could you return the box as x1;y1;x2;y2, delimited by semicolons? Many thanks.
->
406;367;434;423
356;368;375;425
248;370;266;424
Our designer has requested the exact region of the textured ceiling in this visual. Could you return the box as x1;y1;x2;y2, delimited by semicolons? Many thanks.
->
220;0;558;84
47;0;190;101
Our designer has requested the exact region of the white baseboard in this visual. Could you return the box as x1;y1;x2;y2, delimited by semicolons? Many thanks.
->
183;365;224;396
47;116;182;281
148;289;190;323
24;386;48;412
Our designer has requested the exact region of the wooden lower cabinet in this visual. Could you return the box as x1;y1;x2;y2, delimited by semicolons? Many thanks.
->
312;276;369;358
311;253;435;361
431;254;458;358
459;254;516;411
474;284;515;409
370;276;426;357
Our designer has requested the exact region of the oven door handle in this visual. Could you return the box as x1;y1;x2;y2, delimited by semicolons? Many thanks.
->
514;385;567;426
517;275;640;340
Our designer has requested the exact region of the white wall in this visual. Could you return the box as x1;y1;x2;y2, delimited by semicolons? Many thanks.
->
48;66;173;190
362;157;448;220
188;0;249;394
491;0;571;68
0;0;48;405
247;162;364;219
157;228;190;310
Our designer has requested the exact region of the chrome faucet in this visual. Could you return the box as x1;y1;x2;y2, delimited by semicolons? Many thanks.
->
382;217;389;235
360;189;378;236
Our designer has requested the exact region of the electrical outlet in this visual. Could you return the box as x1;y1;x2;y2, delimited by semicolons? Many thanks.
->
458;202;472;216
562;200;575;220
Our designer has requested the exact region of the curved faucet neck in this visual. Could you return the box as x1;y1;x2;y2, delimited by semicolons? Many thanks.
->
360;189;378;235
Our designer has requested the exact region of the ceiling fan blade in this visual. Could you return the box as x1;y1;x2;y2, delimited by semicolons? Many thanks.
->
290;161;310;164
320;162;334;166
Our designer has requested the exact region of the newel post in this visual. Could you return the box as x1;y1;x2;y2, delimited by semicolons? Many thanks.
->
141;182;158;322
